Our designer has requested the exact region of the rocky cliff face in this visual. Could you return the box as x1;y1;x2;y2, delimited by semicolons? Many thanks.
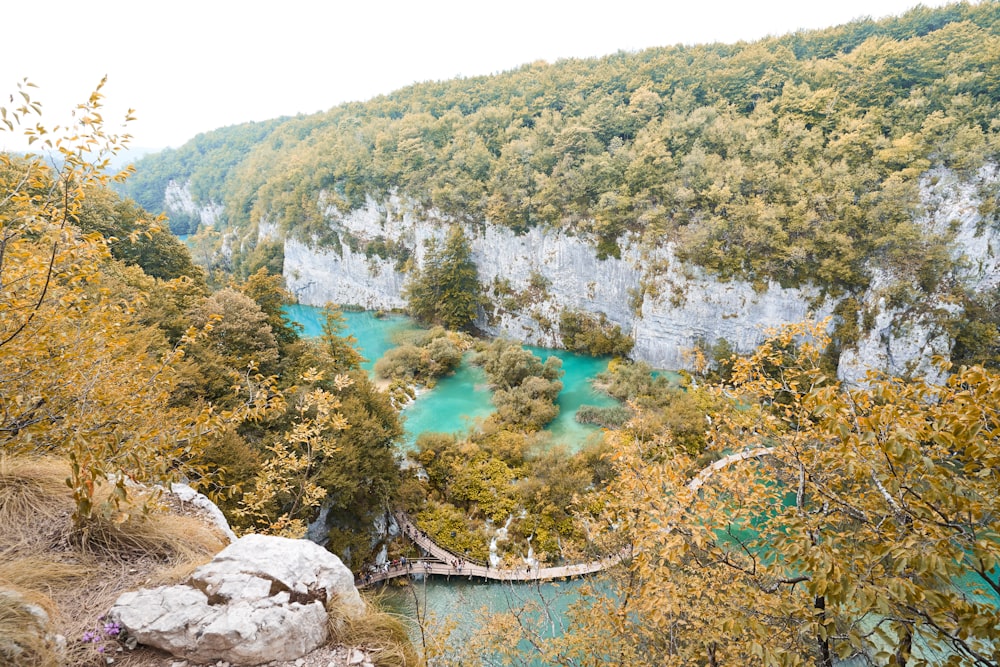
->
186;164;997;378
163;180;225;228
283;195;836;370
839;165;1000;384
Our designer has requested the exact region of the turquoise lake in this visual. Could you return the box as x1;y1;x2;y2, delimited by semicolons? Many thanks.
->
284;304;420;373
380;576;593;662
284;304;618;450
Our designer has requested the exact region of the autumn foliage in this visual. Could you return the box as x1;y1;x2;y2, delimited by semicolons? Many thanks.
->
470;321;999;666
0;84;400;556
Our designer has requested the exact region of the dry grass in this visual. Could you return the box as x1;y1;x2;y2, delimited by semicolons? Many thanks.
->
0;586;63;667
0;553;92;597
0;456;73;548
328;595;421;667
1;454;404;666
0;455;227;666
76;510;226;564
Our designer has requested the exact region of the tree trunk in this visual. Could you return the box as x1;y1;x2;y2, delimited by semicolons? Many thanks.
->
815;595;832;667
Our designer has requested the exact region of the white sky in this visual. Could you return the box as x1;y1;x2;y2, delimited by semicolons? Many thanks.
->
1;0;956;152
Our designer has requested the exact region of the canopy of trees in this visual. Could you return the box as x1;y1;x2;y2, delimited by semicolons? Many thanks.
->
1;86;401;561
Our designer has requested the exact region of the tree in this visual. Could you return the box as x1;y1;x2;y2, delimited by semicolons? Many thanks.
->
559;309;634;357
404;225;482;331
182;288;281;403
470;321;1000;666
75;185;203;281
476;338;562;390
318;303;364;372
239;267;302;346
0;80;274;528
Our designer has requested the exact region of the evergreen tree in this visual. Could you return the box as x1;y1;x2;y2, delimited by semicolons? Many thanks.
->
405;225;482;331
320;303;365;372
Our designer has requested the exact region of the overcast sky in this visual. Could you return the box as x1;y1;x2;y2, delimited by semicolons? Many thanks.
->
1;0;956;152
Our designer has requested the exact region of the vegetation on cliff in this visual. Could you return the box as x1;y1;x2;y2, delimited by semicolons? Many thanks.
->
127;3;998;299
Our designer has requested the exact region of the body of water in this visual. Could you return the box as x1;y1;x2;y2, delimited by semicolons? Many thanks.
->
379;575;594;662
284;304;420;373
285;304;618;450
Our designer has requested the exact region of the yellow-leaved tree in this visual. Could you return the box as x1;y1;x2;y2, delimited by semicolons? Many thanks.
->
467;321;999;666
0;80;281;530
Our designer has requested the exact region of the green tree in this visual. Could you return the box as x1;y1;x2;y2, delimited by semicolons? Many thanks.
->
404;225;482;331
318;303;365;372
76;186;202;281
239;267;302;346
181;288;281;403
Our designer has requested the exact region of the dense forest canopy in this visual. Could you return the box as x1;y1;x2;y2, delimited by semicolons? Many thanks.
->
0;86;402;558
125;2;1000;297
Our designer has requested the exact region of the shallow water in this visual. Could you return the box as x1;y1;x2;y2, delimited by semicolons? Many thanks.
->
397;358;496;446
523;346;618;451
285;305;619;449
379;575;594;661
283;304;420;372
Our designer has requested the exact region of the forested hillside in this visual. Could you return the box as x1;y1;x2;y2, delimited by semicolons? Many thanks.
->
126;2;999;295
5;7;1000;662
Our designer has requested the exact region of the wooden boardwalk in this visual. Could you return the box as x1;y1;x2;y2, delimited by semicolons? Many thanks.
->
358;512;623;587
358;447;774;588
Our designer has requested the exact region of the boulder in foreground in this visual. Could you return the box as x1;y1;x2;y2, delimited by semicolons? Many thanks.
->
110;534;365;665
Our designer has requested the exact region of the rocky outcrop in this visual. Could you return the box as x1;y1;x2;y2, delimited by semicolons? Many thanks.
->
838;165;1000;384
164;181;225;229
837;268;960;386
170;482;238;544
110;534;365;665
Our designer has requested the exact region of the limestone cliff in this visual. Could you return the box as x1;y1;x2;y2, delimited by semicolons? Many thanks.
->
163;180;225;228
282;193;842;370
176;164;998;378
839;165;1000;384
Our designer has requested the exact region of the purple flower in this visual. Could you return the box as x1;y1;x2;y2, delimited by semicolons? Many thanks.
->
103;621;122;637
82;631;97;643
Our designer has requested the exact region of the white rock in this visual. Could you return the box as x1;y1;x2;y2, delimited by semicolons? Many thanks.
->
110;535;366;665
283;195;834;370
0;588;60;662
163;180;224;228
170;482;238;543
